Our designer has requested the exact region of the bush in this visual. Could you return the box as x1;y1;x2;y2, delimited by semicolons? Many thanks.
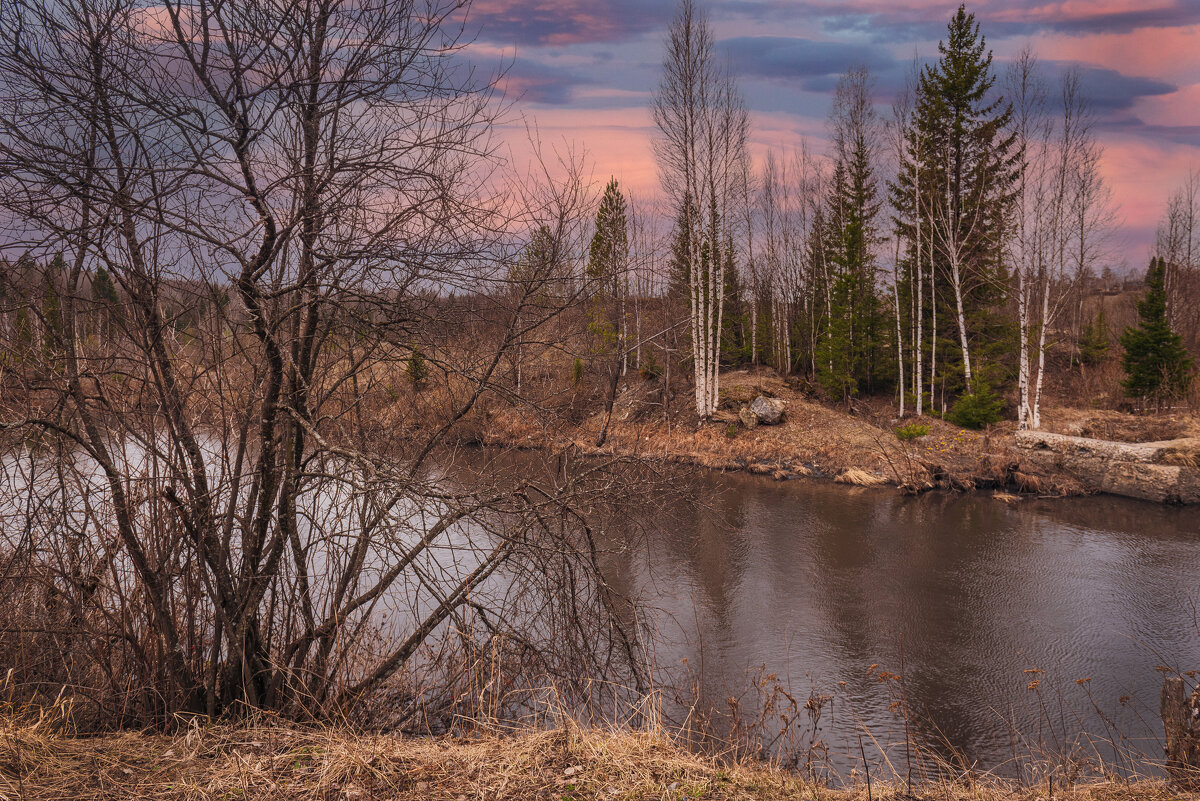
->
406;347;427;389
894;422;929;441
947;385;1003;429
571;357;584;386
639;350;662;379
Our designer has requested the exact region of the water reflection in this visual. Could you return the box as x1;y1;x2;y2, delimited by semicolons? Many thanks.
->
619;472;1200;774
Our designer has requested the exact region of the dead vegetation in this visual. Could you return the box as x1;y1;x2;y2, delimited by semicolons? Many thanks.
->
3;711;1197;801
480;367;1126;499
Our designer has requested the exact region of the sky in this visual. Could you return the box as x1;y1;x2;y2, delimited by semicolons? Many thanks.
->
463;0;1200;269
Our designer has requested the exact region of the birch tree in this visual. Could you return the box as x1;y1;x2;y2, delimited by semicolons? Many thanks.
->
651;0;749;419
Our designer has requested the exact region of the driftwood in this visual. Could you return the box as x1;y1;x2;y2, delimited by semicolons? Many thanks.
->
1015;432;1200;503
1161;677;1200;789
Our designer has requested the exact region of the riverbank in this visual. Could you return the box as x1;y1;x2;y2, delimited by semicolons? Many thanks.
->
4;717;1194;801
476;369;1200;503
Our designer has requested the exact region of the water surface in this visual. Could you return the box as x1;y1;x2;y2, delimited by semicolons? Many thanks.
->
608;471;1200;775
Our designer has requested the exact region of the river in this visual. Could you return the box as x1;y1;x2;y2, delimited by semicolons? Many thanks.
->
599;468;1200;778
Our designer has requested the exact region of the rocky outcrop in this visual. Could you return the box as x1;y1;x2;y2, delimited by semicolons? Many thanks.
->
749;395;786;425
1015;431;1200;504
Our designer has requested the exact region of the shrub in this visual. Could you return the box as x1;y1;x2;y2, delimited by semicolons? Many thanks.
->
947;385;1004;429
639;350;662;379
571;357;584;386
894;422;929;441
406;347;427;389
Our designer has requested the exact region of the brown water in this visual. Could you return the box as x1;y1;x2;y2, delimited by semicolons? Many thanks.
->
606;470;1200;776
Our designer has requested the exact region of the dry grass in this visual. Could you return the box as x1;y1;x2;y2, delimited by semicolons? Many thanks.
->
480;366;1200;501
835;468;889;487
3;712;1198;801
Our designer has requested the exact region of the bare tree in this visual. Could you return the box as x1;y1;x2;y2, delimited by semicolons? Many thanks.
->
0;0;646;725
1157;170;1200;351
651;0;749;419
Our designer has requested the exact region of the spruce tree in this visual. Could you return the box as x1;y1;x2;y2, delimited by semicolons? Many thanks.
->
719;238;750;366
587;178;629;285
666;192;695;302
819;67;890;400
1120;257;1193;408
406;346;427;390
1078;307;1110;367
890;5;1018;402
587;178;629;351
93;265;119;305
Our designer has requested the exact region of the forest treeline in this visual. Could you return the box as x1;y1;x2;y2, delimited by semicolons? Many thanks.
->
640;1;1199;427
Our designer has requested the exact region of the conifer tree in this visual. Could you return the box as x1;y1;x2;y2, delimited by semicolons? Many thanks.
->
819;67;886;399
588;178;632;445
1078;307;1110;367
891;5;1018;402
93;265;119;306
92;265;121;337
587;178;629;355
1120;257;1194;408
666;193;695;303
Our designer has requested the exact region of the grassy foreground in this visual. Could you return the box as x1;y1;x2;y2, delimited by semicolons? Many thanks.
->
3;715;1196;801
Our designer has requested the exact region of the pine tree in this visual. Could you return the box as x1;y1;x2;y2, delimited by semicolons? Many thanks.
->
587;178;633;445
1078;307;1110;367
1120;257;1194;408
406;346;427;390
93;265;119;305
890;5;1018;403
719;238;751;366
587;178;629;353
588;178;629;284
666;192;695;302
819;68;888;400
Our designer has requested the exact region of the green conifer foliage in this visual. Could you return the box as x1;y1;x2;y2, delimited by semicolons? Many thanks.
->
1120;258;1194;407
666;193;695;302
1078;307;1110;367
890;5;1019;404
587;178;629;352
406;346;427;390
93;265;119;306
587;178;628;283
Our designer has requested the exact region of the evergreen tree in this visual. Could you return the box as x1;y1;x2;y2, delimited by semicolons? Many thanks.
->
587;178;629;351
93;265;119;306
719;238;751;366
819;67;888;399
666;192;695;302
588;179;629;281
42;256;65;354
406;346;427;390
1120;257;1194;407
890;5;1018;404
1078;307;1110;367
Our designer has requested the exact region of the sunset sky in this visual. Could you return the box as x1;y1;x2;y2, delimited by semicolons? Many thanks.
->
466;0;1200;269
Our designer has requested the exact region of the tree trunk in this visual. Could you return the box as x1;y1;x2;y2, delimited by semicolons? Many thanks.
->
1162;677;1200;790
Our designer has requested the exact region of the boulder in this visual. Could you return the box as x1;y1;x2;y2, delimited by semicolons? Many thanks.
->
738;405;758;429
749;395;786;425
1014;431;1200;504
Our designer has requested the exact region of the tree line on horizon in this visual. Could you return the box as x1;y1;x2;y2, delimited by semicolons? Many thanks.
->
634;0;1198;426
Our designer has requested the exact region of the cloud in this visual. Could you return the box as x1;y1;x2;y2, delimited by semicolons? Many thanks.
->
720;36;900;90
498;58;592;105
716;0;1199;45
1054;64;1176;112
466;0;672;46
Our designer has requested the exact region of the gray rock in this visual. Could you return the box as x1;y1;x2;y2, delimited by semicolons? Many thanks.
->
738;405;758;429
749;395;786;425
